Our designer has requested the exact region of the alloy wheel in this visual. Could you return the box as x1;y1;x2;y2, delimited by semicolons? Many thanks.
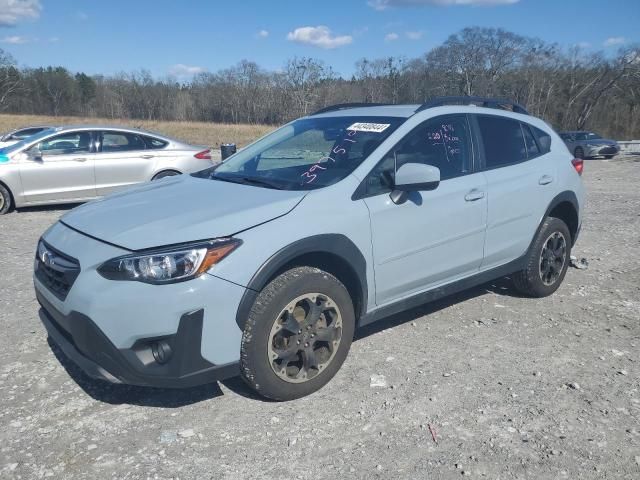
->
268;293;343;383
539;231;567;286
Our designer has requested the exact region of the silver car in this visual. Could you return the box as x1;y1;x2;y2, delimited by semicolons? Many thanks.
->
0;125;214;214
0;125;53;148
559;131;620;159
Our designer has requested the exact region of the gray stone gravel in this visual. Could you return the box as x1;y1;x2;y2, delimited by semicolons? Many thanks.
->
1;157;639;479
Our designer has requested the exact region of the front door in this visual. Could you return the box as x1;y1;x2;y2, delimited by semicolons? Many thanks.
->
19;130;96;204
361;114;487;306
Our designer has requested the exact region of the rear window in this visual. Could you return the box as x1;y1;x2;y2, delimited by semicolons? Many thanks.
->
477;115;527;169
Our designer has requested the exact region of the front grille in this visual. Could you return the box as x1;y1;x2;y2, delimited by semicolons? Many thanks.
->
34;240;80;301
598;146;617;155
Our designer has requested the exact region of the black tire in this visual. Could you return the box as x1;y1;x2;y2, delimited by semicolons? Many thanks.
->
152;170;181;180
574;147;584;159
240;266;355;401
513;217;571;298
0;183;13;215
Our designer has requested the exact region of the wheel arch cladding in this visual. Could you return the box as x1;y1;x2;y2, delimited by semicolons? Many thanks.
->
235;234;368;330
545;191;580;246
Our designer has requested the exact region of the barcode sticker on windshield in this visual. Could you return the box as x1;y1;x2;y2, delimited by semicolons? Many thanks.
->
347;122;390;133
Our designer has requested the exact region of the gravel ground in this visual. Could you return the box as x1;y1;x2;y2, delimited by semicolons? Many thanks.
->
1;157;639;479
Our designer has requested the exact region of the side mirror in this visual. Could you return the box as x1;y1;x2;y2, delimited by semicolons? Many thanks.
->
27;146;43;161
390;163;441;204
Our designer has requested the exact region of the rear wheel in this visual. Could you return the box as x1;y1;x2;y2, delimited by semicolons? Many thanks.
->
513;217;571;297
152;170;181;180
0;184;13;215
574;147;585;159
240;266;355;401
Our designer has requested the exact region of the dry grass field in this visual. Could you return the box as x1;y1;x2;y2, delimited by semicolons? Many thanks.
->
0;114;274;148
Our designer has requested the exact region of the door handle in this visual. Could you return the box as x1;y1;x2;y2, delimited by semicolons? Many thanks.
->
140;154;155;159
539;175;554;185
73;157;87;162
464;189;485;202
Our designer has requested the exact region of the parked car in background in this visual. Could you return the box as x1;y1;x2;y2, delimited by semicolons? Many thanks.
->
559;131;619;159
0;125;213;214
34;97;584;400
0;125;53;148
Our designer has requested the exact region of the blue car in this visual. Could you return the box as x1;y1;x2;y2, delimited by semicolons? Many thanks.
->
34;97;585;400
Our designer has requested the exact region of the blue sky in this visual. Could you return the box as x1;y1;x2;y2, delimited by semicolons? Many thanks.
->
1;0;638;79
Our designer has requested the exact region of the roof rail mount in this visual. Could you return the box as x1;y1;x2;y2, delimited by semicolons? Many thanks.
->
416;96;529;115
312;103;392;116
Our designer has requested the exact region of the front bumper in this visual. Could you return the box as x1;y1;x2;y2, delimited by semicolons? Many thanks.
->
35;221;247;388
38;289;239;388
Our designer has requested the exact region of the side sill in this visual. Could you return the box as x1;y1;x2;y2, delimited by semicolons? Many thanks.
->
359;256;525;327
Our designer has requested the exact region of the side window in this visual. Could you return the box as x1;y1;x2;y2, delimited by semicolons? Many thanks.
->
477;115;527;169
531;125;551;154
574;133;587;141
36;132;92;156
365;115;472;196
143;135;168;149
521;123;541;158
100;131;147;153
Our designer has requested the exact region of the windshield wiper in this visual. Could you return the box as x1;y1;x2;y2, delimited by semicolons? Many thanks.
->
210;173;284;190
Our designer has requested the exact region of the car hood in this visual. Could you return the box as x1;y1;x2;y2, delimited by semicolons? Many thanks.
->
61;175;306;250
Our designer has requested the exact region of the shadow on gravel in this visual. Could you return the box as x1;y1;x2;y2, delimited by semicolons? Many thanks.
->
15;203;80;214
355;276;522;340
46;276;522;405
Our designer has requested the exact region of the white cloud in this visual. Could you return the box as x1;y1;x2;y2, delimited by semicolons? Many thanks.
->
603;37;625;47
0;0;41;27
406;30;424;40
2;35;29;44
169;64;207;77
287;26;352;49
369;0;518;10
385;32;399;41
257;29;269;38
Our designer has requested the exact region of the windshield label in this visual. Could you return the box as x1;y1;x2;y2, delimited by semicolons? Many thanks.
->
347;122;390;133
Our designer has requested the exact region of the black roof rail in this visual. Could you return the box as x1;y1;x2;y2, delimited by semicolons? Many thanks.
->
415;96;529;115
311;103;392;115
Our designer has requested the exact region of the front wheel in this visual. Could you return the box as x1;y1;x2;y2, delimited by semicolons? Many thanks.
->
0;183;13;215
240;266;355;401
513;217;571;297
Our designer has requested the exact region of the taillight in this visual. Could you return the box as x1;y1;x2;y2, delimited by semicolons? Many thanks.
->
571;158;583;175
194;149;212;160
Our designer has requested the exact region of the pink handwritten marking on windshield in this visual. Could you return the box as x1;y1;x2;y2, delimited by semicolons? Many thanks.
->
301;130;359;184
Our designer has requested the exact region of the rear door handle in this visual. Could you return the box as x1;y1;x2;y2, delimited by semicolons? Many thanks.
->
73;157;87;162
464;189;485;202
539;175;554;185
140;154;155;159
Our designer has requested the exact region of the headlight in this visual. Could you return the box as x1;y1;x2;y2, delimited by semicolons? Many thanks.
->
97;238;241;284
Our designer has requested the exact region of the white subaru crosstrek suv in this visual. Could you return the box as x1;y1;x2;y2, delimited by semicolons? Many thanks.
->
34;97;585;400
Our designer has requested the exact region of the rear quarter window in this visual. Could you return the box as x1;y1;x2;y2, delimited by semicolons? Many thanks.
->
143;136;168;149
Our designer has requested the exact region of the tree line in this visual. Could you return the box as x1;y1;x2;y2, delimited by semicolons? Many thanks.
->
1;27;639;139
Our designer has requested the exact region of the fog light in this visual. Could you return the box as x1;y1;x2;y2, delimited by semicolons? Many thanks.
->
151;340;172;364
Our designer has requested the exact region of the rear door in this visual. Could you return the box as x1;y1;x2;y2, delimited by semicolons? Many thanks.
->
19;130;96;203
474;114;557;269
94;130;154;195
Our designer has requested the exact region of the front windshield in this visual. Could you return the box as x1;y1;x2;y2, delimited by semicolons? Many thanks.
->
0;128;56;155
195;116;403;191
